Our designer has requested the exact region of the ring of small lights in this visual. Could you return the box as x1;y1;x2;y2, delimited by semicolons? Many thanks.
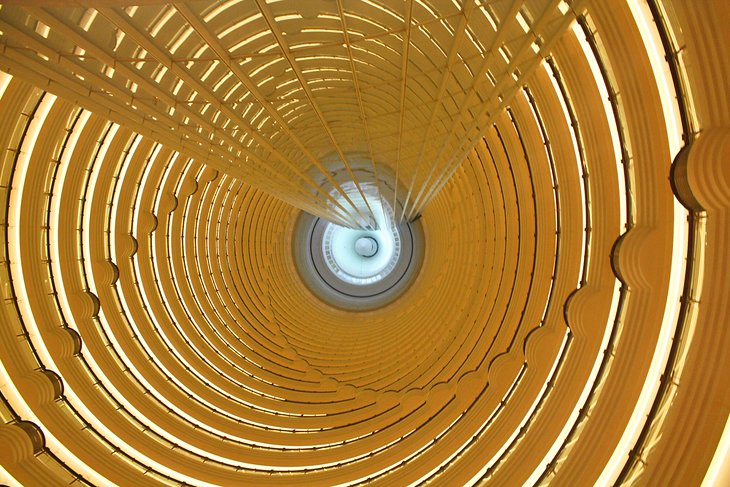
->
293;213;424;311
320;211;401;286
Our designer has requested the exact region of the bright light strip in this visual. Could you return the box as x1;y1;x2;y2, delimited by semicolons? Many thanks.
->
433;398;509;484
343;365;525;485
0;358;111;486
49;108;90;332
520;88;560;305
598;198;687;486
178;173;283;396
627;0;683;158
403;415;468;485
361;0;403;22
388;415;464;486
525;280;621;484
108;171;352;457
199;59;220;83
703;413;730;487
249;57;285;78
498;46;510;64
0;69;10;94
185;175;261;367
4;90;112;486
464;332;571;485
133;143;163;235
78;137;229;484
183;176;298;391
335;431;415;485
228;30;269;53
94;142;288;479
57;370;220;486
0;464;20;487
515;11;530;33
204;0;250;23
110;135;142;262
544;61;586;288
149;7;175;37
274;14;301;22
124;159;324;434
147;161;296;406
571;22;627;232
53;128;211;483
194;180;331;393
87;152;298;446
168;26;194;55
478;4;498;31
78;9;97;32
465;27;485;54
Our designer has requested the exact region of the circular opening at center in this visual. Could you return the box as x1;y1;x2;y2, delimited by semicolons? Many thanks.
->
355;236;378;257
292;176;425;310
323;215;400;284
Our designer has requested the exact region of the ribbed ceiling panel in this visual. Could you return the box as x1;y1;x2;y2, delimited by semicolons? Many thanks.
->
0;0;581;227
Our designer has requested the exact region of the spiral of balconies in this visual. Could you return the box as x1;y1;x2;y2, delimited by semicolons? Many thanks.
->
0;1;728;486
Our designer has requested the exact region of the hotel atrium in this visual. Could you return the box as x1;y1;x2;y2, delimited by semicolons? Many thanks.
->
0;0;728;485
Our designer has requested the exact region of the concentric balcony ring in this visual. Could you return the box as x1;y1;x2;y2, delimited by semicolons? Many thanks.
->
293;211;424;311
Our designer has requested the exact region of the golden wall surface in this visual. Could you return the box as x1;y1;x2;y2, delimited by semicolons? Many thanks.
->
0;1;728;485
